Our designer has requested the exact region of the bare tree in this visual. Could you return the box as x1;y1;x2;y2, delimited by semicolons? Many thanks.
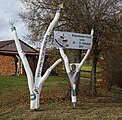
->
20;0;121;96
101;12;122;90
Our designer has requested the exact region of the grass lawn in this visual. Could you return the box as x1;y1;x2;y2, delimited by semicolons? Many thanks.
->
81;63;102;78
0;75;122;120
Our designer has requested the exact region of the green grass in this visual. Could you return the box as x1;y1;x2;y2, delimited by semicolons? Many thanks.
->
0;75;122;120
81;63;103;78
0;76;27;88
81;62;103;71
81;65;92;71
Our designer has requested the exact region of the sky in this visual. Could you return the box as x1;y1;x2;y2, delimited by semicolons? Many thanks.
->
0;0;26;41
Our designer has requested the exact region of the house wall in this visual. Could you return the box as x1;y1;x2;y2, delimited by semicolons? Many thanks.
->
0;55;16;75
0;55;39;76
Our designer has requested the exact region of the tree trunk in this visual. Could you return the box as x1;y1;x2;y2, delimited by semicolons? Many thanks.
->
91;49;101;96
91;57;97;96
66;49;81;94
30;92;40;110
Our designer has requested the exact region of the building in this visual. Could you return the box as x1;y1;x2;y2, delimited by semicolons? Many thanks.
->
0;40;39;76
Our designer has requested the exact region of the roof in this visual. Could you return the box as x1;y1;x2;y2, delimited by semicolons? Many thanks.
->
0;40;39;56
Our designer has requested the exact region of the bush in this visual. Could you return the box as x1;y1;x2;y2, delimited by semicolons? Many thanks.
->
103;45;122;89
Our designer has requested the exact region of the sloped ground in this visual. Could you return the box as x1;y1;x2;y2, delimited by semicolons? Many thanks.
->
0;76;122;120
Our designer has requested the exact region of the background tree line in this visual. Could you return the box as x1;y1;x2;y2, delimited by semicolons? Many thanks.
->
19;0;122;96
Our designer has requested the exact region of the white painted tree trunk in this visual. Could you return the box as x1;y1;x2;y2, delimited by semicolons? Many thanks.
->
11;9;61;110
30;91;40;110
59;29;94;105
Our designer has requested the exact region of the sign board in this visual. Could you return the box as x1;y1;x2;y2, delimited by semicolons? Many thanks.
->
54;31;93;49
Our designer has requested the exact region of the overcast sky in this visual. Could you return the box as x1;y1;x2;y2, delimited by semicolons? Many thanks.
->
0;0;26;41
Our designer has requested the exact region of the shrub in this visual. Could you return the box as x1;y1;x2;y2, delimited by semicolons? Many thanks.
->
103;45;122;89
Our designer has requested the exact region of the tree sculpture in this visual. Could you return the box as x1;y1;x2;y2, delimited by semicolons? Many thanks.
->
11;6;62;110
54;29;94;106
